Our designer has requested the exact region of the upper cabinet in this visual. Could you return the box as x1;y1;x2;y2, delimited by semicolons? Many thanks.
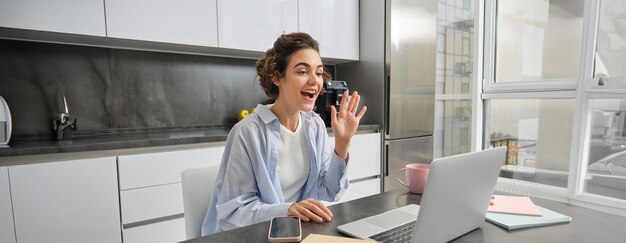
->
298;0;359;60
0;0;358;61
105;0;218;47
217;0;298;52
0;0;106;36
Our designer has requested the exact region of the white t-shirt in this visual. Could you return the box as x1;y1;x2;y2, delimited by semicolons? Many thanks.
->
277;115;311;202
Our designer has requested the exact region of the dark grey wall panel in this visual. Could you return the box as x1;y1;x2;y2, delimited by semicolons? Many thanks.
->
106;49;265;128
0;40;268;140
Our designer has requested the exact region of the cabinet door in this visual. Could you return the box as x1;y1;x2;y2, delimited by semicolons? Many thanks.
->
9;157;121;243
347;133;381;179
330;133;382;180
0;0;106;36
105;0;218;46
217;0;298;51
0;167;15;243
298;0;359;60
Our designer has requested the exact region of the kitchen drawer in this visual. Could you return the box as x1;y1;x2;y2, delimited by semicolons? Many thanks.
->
123;217;185;243
327;178;381;206
120;183;183;224
343;178;381;202
118;146;224;190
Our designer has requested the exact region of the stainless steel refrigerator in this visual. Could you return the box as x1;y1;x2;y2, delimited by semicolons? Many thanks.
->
383;0;436;192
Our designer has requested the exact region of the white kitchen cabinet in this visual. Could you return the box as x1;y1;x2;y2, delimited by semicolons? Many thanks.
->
9;157;121;243
327;132;382;205
298;0;359;60
118;146;224;190
0;0;106;36
120;183;184;224
346;132;381;180
330;132;382;181
123;217;186;243
325;178;381;206
340;178;380;203
105;0;218;47
217;0;298;51
0;167;15;243
118;145;224;243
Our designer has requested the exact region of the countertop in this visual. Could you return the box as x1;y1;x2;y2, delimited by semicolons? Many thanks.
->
0;124;381;158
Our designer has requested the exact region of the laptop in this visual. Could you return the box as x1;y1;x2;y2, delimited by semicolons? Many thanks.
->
337;147;506;243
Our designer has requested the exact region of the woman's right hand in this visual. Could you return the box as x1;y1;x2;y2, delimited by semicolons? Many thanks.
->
288;198;333;223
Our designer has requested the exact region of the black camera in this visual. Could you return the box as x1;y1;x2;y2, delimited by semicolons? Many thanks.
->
314;80;348;126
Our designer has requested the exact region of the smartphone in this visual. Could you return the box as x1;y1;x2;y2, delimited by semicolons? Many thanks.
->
268;216;302;242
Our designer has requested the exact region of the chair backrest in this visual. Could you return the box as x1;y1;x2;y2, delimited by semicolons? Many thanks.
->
181;164;220;239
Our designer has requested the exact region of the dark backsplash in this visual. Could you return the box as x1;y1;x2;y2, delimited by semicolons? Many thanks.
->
0;39;270;140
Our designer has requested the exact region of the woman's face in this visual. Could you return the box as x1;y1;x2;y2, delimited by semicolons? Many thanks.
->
274;48;324;113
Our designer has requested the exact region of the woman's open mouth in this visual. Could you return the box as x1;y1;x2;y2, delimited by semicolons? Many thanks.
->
301;91;317;100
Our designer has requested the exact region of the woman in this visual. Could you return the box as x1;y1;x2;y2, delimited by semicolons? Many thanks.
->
201;32;367;235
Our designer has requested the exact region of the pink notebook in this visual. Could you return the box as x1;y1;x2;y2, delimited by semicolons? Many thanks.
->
488;195;542;216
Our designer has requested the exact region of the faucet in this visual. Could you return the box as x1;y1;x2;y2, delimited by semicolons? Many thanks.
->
52;93;77;140
53;113;77;140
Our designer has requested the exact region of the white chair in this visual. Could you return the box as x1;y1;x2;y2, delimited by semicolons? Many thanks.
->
181;164;220;239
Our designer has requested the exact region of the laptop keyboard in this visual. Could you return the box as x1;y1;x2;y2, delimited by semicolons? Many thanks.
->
369;221;415;243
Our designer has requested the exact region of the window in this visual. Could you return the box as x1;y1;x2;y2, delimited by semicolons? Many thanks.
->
442;100;471;155
586;99;626;200
435;0;475;157
593;0;626;87
485;98;575;187
484;0;583;188
484;0;626;213
495;0;583;83
580;0;626;206
485;0;583;190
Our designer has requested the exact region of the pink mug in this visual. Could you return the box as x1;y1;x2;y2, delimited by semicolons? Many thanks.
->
397;163;431;194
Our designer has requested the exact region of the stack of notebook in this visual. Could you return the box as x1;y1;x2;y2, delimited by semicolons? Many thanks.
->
485;195;572;230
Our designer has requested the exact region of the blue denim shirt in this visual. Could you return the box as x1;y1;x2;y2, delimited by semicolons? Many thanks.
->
201;104;349;235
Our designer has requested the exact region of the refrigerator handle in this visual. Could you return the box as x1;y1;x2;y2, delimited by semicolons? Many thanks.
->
384;75;390;137
384;143;389;177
